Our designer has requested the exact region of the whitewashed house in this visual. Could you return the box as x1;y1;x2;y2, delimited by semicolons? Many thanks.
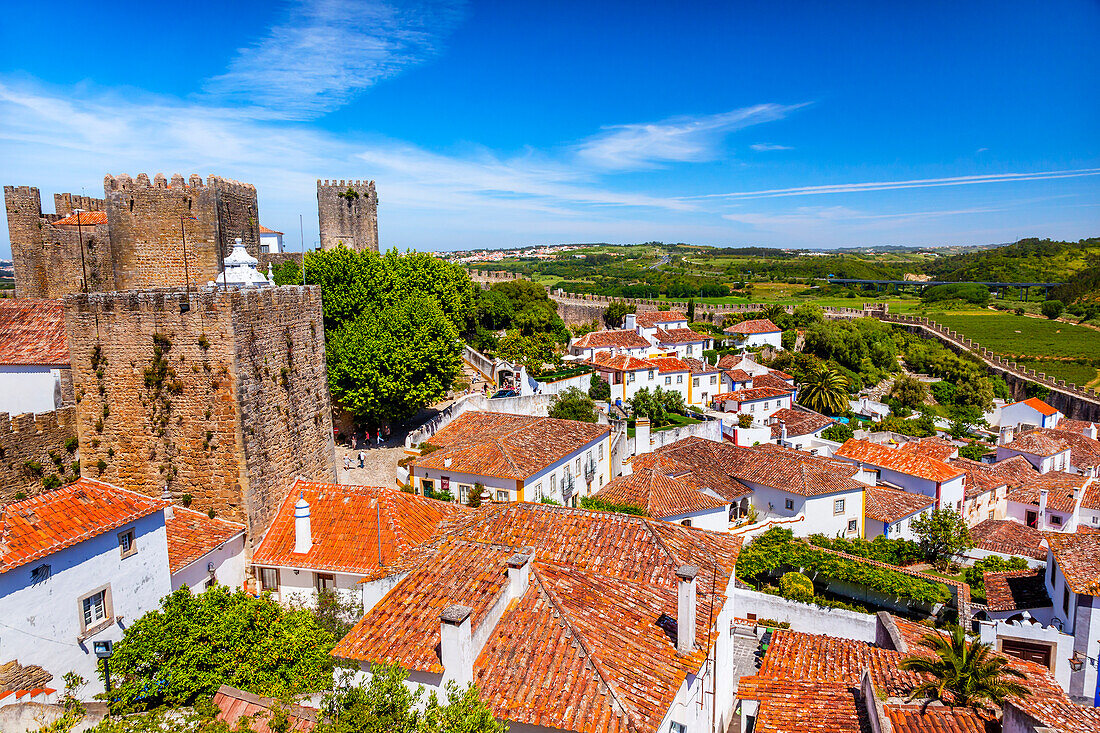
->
723;318;782;349
769;407;835;452
1004;472;1096;532
997;431;1072;474
408;411;611;506
711;386;793;421
0;299;71;415
999;397;1062;432
588;352;659;406
863;485;933;542
250;480;466;608
258;225;283;253
166;506;246;592
835;438;966;514
568;329;651;360
594;467;731;531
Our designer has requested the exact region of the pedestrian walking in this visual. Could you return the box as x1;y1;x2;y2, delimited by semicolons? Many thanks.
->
343;454;351;470
376;430;383;446
358;451;365;468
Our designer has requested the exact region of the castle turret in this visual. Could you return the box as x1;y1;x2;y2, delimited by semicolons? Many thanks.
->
316;179;378;252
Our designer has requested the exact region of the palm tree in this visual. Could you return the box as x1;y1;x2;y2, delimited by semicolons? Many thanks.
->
798;366;849;415
900;625;1030;718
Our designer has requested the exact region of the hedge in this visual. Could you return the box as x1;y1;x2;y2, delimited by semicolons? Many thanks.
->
808;534;924;567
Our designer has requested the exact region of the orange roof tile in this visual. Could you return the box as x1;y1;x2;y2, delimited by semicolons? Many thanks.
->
680;356;716;373
1058;418;1098;434
252;480;465;574
1045;531;1100;595
953;455;1037;493
0;478;167;572
716;353;750;370
983;568;1051;612
631;448;753;503
723;368;752;382
711;386;792;404
836;439;964;483
864;485;934;524
52;210;107;227
1021;428;1100;470
646;355;691;373
635;310;686;328
769;407;833;439
751;372;798;392
1003;430;1071;458
897;436;959;462
573;329;651;350
724;318;781;334
212;685;316;732
594;468;729;518
884;705;985;733
970;518;1047;560
654;327;709;344
0;299;69;366
736;677;867;733
1011;397;1059;416
410;411;609;481
258;225;283;235
166;508;244;574
590;352;652;371
1005;471;1088;514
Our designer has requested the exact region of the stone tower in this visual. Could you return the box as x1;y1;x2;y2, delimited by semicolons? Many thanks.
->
316;179;378;252
63;286;336;544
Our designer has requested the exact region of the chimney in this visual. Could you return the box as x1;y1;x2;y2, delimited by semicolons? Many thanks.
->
675;565;698;654
1088;424;1098;440
1037;488;1048;531
621;457;633;477
507;551;532;600
636;418;652;456
779;421;788;442
623;313;636;330
439;604;473;686
293;494;312;554
161;486;174;521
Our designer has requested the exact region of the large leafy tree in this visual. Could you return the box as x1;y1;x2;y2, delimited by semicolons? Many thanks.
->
327;295;462;426
106;586;335;713
911;508;972;569
900;625;1029;718
603;301;635;328
889;375;929;409
549;387;598;423
628;386;683;427
799;367;850;415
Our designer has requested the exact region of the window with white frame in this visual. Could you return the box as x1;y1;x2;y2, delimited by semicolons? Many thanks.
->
764;402;769;410
550;473;557;496
847;519;858;533
576;458;581;474
648;370;655;380
496;490;510;503
598;443;604;460
665;376;671;385
710;375;717;384
458;484;472;503
260;567;279;591
834;498;846;515
533;482;542;501
676;375;683;383
693;378;699;387
79;586;111;634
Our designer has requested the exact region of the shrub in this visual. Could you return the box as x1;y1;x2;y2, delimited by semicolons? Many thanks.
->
822;422;854;443
588;375;611;401
779;571;815;603
578;495;648;516
42;475;62;491
65;437;79;452
809;534;924;566
1041;300;1064;320
963;555;1029;597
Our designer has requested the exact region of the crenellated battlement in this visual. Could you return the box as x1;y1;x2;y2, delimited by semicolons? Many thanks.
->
103;172;258;193
4;185;41;199
54;192;105;215
0;406;78;503
318;179;376;189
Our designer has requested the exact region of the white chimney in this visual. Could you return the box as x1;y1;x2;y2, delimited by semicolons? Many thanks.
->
1088;424;1098;440
779;421;788;443
161;486;174;522
440;604;473;686
675;565;698;654
623;313;637;331
1037;488;1048;531
293;494;312;554
621;457;633;477
507;551;532;600
636;418;652;456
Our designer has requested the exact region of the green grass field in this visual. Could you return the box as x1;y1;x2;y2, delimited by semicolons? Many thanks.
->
1014;360;1100;388
927;312;1100;360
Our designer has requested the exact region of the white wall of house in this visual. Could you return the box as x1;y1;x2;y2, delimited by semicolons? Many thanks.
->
654;369;692;405
835;460;965;513
741;481;863;538
170;531;246;592
259;231;283;253
599;366;660;406
735;331;782;350
569;343;649;360
716;393;792;420
779;427;830;452
864;508;928;543
659;505;730;533
999;402;1061;430
963;486;1008;525
720;374;753;393
1005;500;1076;533
658;340;711;359
256;565;363;608
1043;557;1100;700
996;446;1069;474
0;511;170;699
0;366;65;415
689;372;721;408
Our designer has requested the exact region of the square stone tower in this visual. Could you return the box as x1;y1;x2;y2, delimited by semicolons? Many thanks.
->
316;179;379;252
63;286;336;544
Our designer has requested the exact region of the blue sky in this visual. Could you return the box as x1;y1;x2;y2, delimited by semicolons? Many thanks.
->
1;0;1097;257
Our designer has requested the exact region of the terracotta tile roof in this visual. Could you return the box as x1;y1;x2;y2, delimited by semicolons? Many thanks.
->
1082;481;1100;511
680;356;716;373
711;386;792;404
573;329;651;350
165;508;244;574
1057;418;1097;434
0;478;167;572
897;436;959;462
770;407;833;439
590;351;652;371
836;439;964;483
212;685;316;732
52;210;107;226
768;368;794;380
736;677;867;733
953;455;1037;493
646;355;691;373
948;457;1008;500
258;225;283;235
1002;430;1069;458
410;411;609;481
724;318;781;335
1045;531;1100;595
632;448;753;503
716;353;748;370
334;502;743;733
1010;397;1059;416
751;372;797;393
653;327;709;344
252;480;466;574
0;299;69;366
595;468;729;518
722;368;752;382
1005;471;1088;514
884;705;985;733
1032;428;1100;470
864;485;934;524
635;310;686;328
983;568;1051;612
970;519;1047;560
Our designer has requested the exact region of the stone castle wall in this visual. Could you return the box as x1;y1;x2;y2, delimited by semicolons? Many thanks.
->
0;407;78;503
63;286;335;542
54;193;105;216
317;179;378;252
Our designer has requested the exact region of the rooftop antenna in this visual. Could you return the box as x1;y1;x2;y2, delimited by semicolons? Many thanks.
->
300;213;305;287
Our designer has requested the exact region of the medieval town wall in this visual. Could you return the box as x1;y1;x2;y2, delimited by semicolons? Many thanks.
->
317;179;378;252
0;407;78;503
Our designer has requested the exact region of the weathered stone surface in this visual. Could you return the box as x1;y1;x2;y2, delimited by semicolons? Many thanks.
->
0;660;53;692
316;179;378;252
0;408;78;504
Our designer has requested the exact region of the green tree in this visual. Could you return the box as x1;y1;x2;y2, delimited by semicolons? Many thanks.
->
549;387;598;422
799;367;850;415
107;586;335;713
270;259;302;286
686;298;696;323
628;386;683;427
963;555;1029;598
779;571;814;603
954;378;994;412
603;301;635;328
327;295;462;427
588;375;611;401
889;375;929;409
899;625;1029;718
496;330;556;375
912;508;972;569
1041;299;1064;320
821;423;854;443
791;303;825;327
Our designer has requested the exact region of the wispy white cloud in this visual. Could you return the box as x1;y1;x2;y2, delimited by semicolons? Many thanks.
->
204;0;466;119
575;104;807;170
688;169;1100;200
976;147;989;154
750;143;793;152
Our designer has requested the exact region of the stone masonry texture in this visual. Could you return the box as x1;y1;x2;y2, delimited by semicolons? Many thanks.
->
5;173;260;299
63;286;336;545
316;179;378;252
0;407;78;504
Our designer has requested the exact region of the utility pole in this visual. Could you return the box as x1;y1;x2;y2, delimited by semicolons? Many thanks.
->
75;209;89;293
300;213;305;286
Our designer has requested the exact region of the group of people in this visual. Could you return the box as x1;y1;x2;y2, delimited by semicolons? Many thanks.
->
340;426;392;471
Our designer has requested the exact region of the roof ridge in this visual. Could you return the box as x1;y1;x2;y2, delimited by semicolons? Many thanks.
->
642;517;683;570
531;564;642;733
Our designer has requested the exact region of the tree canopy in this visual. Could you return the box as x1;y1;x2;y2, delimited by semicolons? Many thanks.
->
912;508;972;569
548;387;598;422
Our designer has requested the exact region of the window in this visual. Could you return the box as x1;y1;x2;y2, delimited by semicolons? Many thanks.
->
784;498;794;511
686;345;693;355
420;478;435;494
458;484;472;503
204;576;217;590
30;564;51;584
670;722;687;733
315;573;335;593
648;370;655;380
1064;587;1071;615
710;375;717;384
260;567;279;591
693;378;699;387
764;402;769;410
1093;515;1098;524
665;376;672;385
676;375;683;384
1051;515;1063;526
79;586;112;634
598;444;604;460
533;482;542;501
834;499;846;515
628;372;635;382
496;490;510;503
118;528;136;558
847;519;858;533
576;458;581;474
260;244;270;254
549;473;557;496
680;519;692;527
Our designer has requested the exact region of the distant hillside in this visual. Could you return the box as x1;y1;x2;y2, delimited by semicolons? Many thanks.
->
925;237;1100;283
